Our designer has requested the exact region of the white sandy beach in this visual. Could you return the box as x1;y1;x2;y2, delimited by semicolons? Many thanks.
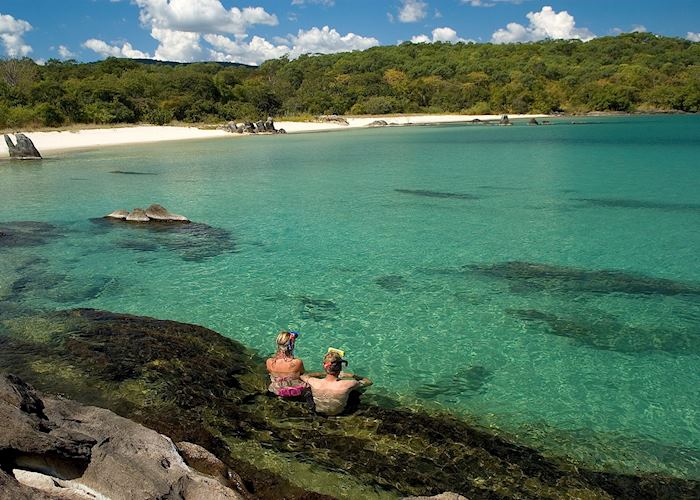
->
1;114;547;157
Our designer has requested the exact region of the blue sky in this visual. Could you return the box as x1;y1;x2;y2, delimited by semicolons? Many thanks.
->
1;1;698;65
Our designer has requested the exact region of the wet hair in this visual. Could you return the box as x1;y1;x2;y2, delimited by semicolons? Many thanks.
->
323;351;348;375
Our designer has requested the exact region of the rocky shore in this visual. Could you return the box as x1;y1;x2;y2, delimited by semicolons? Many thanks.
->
1;308;698;499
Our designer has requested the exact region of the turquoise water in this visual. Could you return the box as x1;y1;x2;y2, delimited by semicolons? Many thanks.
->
1;116;699;478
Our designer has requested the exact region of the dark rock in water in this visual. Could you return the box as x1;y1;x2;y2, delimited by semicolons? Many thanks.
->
0;221;63;249
414;366;493;401
92;218;236;261
468;261;700;297
528;118;540;125
109;170;158;175
507;308;700;355
8;259;113;304
4;133;42;159
395;189;479;200
374;274;407;292
117;239;160;252
499;114;511;126
299;296;338;321
0;309;698;499
572;197;700;212
0;374;244;499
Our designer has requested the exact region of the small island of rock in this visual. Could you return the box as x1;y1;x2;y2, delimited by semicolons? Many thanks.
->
105;204;190;223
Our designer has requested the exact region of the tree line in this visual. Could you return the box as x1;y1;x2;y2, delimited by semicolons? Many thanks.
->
1;33;698;130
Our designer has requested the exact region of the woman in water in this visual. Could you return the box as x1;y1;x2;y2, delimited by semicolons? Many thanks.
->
301;350;372;415
265;331;308;397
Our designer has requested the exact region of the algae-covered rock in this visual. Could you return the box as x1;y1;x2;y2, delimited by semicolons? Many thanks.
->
1;309;698;500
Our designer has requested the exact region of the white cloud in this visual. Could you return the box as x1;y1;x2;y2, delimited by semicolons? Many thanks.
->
0;13;33;57
397;0;428;23
291;0;335;5
82;38;150;59
151;27;202;61
631;24;647;33
462;0;523;6
288;26;379;58
57;45;75;59
411;27;472;44
205;34;289;65
688;32;700;42
204;26;378;64
491;6;595;43
134;0;277;35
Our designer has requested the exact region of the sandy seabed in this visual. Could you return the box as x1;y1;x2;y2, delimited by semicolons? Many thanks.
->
1;114;547;157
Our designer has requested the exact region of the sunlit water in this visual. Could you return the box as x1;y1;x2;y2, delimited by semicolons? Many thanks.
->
1;116;699;478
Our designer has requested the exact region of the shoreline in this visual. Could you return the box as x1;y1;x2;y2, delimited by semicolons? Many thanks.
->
1;307;698;499
0;113;547;157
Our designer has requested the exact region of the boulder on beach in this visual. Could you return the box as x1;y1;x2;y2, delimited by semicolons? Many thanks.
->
316;115;349;125
4;133;42;160
125;208;150;222
145;204;190;222
105;209;129;220
528;118;540;125
368;120;389;127
499;115;511;126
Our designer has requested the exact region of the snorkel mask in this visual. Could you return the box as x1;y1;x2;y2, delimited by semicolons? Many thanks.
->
286;330;301;355
324;347;348;374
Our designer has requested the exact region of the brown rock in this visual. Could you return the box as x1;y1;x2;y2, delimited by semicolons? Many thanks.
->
144;204;190;222
125;208;150;222
104;209;129;220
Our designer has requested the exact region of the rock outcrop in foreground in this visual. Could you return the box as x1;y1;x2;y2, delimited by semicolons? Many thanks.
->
4;133;42;159
0;373;246;499
1;309;698;499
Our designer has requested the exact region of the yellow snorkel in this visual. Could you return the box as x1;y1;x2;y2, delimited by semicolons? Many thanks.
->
327;347;345;357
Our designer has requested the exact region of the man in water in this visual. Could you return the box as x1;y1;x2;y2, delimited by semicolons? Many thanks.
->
301;350;372;416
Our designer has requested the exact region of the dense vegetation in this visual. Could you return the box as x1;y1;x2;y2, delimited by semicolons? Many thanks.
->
1;33;698;129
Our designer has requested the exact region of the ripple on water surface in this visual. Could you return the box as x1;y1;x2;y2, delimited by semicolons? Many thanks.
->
1;116;699;479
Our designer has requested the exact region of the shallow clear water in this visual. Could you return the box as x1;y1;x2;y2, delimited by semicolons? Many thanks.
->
1;116;699;478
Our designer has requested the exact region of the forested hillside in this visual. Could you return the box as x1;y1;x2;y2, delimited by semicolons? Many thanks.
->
1;33;698;129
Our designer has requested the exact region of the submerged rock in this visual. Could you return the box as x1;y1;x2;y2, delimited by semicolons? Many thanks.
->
572;197;700;212
375;274;407;292
0;221;63;249
93;218;236;261
507;308;700;355
299;296;338;321
4;133;42;160
1;308;698;500
468;261;700;297
395;189;480;200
